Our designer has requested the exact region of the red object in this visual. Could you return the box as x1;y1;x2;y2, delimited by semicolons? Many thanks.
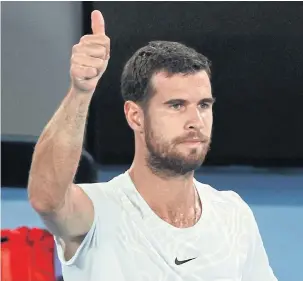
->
1;227;55;281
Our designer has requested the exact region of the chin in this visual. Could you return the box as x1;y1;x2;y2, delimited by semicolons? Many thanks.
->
180;147;205;159
187;152;208;165
179;153;206;166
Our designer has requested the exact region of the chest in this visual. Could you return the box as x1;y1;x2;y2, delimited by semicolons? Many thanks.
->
93;215;249;281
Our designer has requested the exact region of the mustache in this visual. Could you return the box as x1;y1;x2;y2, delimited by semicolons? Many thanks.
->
175;131;210;143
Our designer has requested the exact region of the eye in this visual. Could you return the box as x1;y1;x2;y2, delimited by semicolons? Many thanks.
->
199;102;210;109
170;103;183;110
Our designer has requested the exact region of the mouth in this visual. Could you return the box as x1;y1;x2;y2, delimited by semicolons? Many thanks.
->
182;140;201;143
180;140;203;147
182;137;207;143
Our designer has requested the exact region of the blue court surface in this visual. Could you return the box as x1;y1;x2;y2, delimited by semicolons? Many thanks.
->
2;166;302;281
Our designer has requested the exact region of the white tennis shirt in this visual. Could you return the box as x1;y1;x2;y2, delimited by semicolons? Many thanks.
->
54;171;278;281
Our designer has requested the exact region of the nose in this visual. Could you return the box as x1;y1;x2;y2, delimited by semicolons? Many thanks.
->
185;107;204;131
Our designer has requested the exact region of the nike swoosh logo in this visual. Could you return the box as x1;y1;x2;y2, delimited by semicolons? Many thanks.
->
175;257;197;265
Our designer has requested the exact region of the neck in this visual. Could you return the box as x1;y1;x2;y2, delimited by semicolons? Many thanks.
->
128;157;199;227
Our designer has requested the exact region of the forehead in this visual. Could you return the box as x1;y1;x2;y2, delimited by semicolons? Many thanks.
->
150;70;212;101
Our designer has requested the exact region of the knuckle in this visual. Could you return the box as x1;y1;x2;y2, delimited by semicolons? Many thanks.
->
71;65;97;79
70;54;76;63
99;47;107;57
101;35;110;46
80;34;91;42
105;35;110;45
87;67;97;77
70;53;80;63
82;68;89;77
72;44;79;53
97;59;105;69
70;65;78;76
92;34;108;44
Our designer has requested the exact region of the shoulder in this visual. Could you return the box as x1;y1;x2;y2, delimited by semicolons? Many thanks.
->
195;180;254;217
77;172;127;194
196;181;258;236
76;172;129;212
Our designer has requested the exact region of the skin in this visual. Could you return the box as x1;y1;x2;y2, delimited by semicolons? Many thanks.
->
28;11;278;280
125;71;214;226
28;9;214;260
28;10;110;260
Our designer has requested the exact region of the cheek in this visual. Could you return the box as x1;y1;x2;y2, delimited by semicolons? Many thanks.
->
207;114;213;129
161;117;182;135
148;116;177;140
203;111;213;131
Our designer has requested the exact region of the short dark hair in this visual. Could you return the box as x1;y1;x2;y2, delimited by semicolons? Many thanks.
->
120;41;211;107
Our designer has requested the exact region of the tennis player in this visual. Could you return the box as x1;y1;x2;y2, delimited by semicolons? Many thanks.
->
28;10;278;281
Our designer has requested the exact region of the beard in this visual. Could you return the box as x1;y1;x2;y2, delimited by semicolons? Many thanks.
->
144;119;211;179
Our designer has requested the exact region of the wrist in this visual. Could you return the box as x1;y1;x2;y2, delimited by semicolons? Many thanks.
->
61;87;94;117
70;85;95;95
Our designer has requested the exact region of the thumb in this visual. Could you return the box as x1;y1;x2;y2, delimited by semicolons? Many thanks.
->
91;10;105;34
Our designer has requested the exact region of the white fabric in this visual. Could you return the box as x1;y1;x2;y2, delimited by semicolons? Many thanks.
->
54;171;277;281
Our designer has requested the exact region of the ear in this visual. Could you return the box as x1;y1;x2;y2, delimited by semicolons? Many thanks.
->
124;101;144;133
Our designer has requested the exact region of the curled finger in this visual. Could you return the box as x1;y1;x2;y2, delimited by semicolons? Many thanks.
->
71;65;98;81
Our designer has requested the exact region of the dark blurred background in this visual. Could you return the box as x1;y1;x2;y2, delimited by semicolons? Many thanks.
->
85;1;303;167
1;2;303;281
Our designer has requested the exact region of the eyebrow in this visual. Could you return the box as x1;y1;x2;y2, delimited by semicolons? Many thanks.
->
163;97;216;105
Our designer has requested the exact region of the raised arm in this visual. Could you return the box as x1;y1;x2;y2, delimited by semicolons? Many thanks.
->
28;10;110;259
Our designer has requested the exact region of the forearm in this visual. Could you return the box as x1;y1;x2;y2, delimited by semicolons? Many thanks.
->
28;88;92;212
28;9;109;217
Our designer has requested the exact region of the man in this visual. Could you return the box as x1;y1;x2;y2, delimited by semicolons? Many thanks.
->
28;10;277;281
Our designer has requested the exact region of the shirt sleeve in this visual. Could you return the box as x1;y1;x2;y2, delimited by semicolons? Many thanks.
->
54;183;101;267
242;206;278;281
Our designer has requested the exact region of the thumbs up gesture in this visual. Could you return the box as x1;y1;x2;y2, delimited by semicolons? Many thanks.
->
70;10;110;94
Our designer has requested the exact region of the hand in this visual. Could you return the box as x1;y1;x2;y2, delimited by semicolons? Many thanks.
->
70;10;110;94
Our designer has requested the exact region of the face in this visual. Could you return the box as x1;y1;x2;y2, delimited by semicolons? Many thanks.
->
143;70;214;177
